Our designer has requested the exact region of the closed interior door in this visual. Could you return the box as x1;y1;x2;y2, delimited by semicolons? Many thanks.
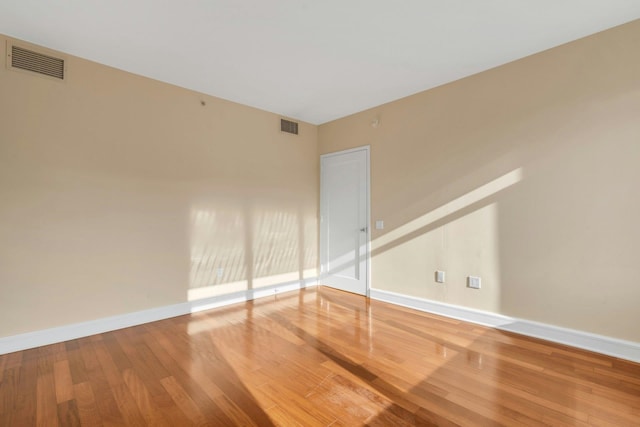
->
320;147;369;295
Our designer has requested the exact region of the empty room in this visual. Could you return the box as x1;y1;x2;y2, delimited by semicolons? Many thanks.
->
1;1;639;426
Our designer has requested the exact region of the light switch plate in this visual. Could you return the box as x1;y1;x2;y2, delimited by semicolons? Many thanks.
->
375;220;384;230
467;276;481;289
435;271;445;283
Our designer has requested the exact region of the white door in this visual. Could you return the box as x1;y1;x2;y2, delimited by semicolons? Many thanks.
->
320;146;369;295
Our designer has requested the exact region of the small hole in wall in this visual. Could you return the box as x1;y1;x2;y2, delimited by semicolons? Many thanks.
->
200;100;206;106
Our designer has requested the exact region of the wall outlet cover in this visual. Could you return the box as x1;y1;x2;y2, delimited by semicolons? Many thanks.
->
435;270;445;283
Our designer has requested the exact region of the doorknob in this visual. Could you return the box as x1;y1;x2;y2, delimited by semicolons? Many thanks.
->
360;227;368;232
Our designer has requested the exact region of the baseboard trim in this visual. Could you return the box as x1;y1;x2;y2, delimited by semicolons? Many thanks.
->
188;278;317;313
0;278;318;355
369;288;640;363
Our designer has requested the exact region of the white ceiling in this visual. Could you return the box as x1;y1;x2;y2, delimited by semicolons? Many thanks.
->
1;1;639;124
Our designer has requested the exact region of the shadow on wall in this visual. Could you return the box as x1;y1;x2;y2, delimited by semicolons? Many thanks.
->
324;165;523;311
377;92;639;341
187;194;317;302
324;91;640;343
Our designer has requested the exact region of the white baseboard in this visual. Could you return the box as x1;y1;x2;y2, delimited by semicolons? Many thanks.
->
0;278;317;355
188;278;317;313
369;288;640;363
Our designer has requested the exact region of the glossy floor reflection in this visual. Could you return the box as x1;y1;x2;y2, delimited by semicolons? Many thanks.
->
1;287;639;426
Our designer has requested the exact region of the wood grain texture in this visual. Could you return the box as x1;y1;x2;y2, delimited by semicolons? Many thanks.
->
0;287;638;426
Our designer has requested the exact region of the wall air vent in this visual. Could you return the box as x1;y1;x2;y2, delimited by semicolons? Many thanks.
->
8;43;65;80
281;119;299;135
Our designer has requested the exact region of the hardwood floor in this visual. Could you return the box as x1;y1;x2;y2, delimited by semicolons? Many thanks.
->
1;287;639;426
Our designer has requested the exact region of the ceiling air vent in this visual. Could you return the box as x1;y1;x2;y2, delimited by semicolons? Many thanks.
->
8;44;65;80
281;119;299;135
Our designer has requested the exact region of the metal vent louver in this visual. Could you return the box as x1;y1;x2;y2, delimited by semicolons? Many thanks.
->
10;45;65;80
281;119;299;135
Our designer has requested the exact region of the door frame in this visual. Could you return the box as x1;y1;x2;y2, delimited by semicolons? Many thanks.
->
319;145;371;296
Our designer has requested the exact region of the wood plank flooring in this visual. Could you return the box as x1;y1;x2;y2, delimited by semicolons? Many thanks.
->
1;286;639;426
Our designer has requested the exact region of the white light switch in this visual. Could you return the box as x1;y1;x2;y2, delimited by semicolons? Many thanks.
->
435;271;445;283
467;276;481;289
375;220;384;230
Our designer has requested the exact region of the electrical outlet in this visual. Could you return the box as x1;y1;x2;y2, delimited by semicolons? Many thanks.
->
467;276;481;289
216;267;224;278
435;270;445;283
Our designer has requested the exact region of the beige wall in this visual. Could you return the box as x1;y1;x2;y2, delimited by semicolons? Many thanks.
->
0;36;318;337
319;20;640;342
